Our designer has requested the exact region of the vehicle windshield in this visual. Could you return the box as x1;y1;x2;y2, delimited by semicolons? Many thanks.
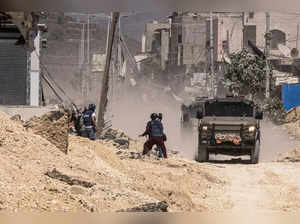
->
204;101;254;117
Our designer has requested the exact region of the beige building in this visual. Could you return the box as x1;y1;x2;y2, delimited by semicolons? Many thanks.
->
244;12;300;54
142;11;300;74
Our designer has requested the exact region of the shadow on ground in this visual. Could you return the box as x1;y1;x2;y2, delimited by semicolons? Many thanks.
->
207;158;252;165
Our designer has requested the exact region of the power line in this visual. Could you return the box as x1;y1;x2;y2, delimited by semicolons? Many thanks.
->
34;49;77;107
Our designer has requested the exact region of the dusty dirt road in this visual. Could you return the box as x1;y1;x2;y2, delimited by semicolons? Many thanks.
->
96;137;300;212
213;162;300;213
1;108;300;212
103;118;300;212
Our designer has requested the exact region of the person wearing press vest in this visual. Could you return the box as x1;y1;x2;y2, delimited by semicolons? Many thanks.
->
139;113;167;158
82;104;97;140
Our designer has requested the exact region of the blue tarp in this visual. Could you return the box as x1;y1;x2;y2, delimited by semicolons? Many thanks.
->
282;83;300;111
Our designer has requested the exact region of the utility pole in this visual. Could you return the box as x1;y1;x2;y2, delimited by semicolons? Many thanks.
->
242;12;245;49
86;14;90;97
265;12;271;98
117;16;123;101
226;30;230;54
97;12;120;135
118;16;123;78
87;14;90;70
297;24;299;50
210;12;215;98
79;23;85;70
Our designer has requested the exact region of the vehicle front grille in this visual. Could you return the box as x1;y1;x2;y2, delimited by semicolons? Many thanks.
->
214;125;243;131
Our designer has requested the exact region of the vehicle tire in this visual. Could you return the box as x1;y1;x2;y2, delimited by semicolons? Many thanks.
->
197;144;208;162
250;140;260;164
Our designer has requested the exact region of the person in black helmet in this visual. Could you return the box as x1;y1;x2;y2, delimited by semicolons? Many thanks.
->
139;113;167;158
82;104;97;140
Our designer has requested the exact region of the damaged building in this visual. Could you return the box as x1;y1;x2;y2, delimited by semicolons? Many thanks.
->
0;12;46;106
139;12;300;98
138;12;244;97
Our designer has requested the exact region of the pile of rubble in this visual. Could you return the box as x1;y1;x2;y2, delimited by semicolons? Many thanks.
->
100;128;130;149
276;149;300;162
281;106;300;139
0;109;229;212
0;110;161;212
23;110;70;154
117;201;168;212
285;106;300;122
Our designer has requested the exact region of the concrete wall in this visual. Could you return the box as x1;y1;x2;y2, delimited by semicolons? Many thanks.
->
245;11;300;50
29;30;41;106
145;22;171;52
181;15;207;65
160;29;170;70
218;14;243;54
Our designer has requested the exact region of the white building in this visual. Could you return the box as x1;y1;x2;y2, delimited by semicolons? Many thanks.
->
0;23;44;106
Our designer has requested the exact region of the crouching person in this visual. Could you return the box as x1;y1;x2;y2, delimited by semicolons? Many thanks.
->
140;113;167;158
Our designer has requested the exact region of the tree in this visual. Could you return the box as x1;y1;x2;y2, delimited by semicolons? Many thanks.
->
224;49;271;100
224;49;288;123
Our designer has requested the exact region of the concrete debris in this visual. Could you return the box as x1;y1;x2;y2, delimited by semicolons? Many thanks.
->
101;128;131;149
285;106;300;122
113;138;130;147
117;201;168;212
23;110;70;154
10;114;22;122
45;168;96;188
102;128;130;140
282;120;300;138
276;149;300;162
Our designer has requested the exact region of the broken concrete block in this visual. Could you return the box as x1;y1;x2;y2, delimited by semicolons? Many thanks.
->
113;138;129;147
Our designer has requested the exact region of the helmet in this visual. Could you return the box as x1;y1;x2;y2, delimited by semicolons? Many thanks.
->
150;113;158;120
158;113;163;120
88;104;96;112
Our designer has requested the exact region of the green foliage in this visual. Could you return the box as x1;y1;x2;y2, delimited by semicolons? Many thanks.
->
263;96;287;124
224;49;287;123
224;49;270;99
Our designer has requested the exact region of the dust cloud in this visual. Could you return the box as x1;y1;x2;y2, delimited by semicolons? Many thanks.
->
108;80;191;155
106;78;299;162
260;119;300;162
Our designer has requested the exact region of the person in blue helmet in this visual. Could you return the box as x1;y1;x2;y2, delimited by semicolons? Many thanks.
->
81;104;97;140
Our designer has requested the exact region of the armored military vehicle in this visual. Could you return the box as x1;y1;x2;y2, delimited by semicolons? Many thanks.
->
181;96;263;164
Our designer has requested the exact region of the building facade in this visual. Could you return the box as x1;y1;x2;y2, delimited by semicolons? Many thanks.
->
244;12;300;52
0;23;43;106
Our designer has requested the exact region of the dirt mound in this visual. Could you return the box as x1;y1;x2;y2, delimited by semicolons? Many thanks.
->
23;110;70;154
0;110;77;211
0;109;235;212
276;149;300;162
282;120;300;139
0;110;159;212
285;106;300;122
